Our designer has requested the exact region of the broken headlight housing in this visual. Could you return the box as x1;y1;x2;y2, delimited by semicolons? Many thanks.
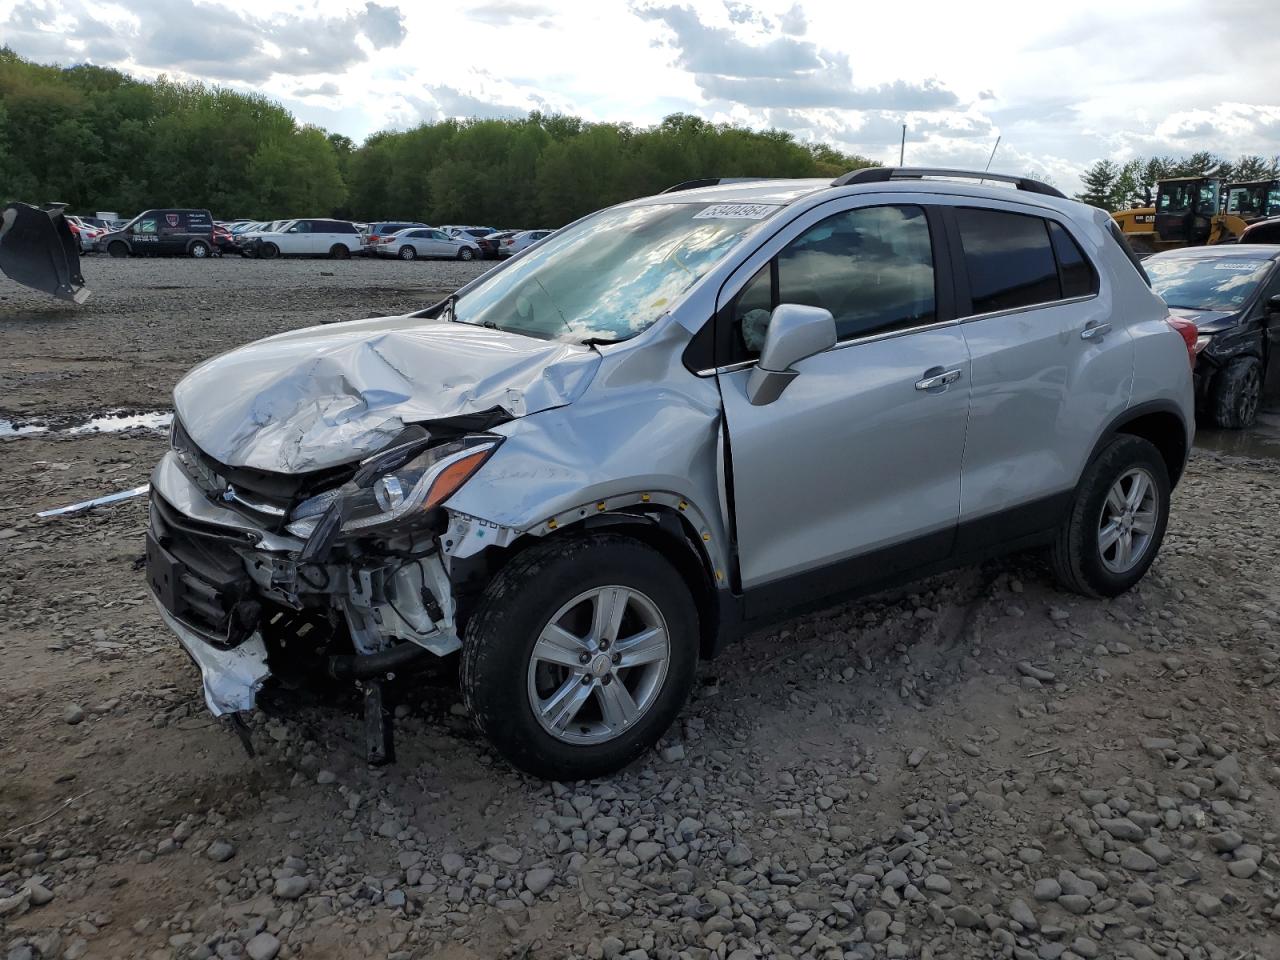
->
286;435;502;540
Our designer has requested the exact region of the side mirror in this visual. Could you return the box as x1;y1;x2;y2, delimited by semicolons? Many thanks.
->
745;304;837;406
1268;294;1280;312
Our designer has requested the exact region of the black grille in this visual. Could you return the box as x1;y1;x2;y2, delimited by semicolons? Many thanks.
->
148;493;254;643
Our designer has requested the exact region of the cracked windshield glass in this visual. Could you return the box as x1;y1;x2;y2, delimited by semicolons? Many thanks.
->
451;201;778;342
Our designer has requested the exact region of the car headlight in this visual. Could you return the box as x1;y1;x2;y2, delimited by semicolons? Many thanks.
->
286;435;501;540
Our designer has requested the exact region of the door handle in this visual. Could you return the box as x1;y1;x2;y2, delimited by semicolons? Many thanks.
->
1080;321;1112;341
915;368;963;391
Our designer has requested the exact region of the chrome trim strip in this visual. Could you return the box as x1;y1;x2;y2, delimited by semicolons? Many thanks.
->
957;293;1099;324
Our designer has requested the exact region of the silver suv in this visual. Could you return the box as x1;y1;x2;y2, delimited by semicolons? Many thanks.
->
147;168;1195;779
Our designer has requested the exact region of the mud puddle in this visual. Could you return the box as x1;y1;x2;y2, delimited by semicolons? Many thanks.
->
1195;407;1280;461
0;410;172;438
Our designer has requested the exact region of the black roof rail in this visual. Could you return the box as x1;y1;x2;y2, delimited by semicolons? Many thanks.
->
659;177;777;194
832;166;1067;199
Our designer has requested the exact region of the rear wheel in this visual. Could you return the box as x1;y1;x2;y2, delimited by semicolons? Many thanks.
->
189;240;210;259
258;242;279;260
1209;356;1262;429
1051;435;1170;598
108;241;129;259
458;246;475;261
462;534;698;780
328;243;350;259
398;245;417;261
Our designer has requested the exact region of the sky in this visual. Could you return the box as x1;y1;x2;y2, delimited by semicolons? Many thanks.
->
3;0;1280;194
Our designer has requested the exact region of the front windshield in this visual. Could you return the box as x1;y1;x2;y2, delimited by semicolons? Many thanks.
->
1148;256;1271;311
451;201;779;342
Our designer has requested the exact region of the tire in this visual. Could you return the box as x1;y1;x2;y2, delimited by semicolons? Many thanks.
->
329;243;350;260
189;240;210;259
108;241;129;259
1051;435;1171;598
1209;356;1263;429
458;246;475;261
398;245;417;261
258;242;279;260
462;534;699;780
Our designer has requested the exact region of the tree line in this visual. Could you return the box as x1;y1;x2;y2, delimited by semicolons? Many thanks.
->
1076;152;1280;211
0;49;877;227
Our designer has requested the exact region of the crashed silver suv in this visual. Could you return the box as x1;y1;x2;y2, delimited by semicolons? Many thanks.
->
148;167;1195;780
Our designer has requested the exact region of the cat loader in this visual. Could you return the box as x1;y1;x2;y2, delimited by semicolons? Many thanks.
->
0;201;90;302
1111;175;1259;253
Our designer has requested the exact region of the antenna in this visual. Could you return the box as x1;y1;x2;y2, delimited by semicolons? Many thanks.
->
984;135;1001;172
899;124;906;166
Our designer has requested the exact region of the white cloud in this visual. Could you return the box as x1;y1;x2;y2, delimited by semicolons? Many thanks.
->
1;0;1278;193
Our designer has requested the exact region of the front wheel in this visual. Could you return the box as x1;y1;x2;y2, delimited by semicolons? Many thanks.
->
1209;356;1262;429
458;246;475;261
258;242;279;260
462;534;699;780
108;241;129;259
1051;435;1170;598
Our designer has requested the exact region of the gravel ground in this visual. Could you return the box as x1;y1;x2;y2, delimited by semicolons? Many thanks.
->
3;258;1280;960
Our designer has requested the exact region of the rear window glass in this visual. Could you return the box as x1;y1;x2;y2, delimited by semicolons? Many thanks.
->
956;208;1059;314
1048;222;1097;299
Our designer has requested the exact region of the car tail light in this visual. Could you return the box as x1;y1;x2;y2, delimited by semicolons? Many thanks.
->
1165;317;1199;368
504;239;514;245
379;236;395;244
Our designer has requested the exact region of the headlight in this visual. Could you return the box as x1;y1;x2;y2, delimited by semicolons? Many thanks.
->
286;435;501;540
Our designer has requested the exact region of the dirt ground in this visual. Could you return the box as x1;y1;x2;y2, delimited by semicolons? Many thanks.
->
2;257;1280;960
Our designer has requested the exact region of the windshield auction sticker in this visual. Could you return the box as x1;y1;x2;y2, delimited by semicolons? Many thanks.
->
693;203;780;220
1213;262;1262;271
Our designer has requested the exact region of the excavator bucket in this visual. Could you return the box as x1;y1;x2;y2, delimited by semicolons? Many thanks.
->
0;202;90;303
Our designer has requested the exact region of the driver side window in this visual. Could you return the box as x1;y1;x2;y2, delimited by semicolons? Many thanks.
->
731;205;937;356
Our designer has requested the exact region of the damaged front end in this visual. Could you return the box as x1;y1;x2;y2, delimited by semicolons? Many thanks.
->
146;416;504;748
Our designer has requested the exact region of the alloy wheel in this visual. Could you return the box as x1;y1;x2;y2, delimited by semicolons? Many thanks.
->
1097;467;1159;574
525;586;671;745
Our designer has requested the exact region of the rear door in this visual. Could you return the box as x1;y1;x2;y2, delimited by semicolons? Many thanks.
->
944;203;1134;548
716;199;972;615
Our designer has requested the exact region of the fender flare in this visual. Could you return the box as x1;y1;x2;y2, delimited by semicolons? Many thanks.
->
1084;399;1191;486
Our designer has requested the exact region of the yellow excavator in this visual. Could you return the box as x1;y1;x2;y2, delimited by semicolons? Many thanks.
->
1112;175;1280;252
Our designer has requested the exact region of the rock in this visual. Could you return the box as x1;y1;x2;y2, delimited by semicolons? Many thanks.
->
1018;661;1055;681
659;743;685;762
26;883;53;907
441;853;464;876
883;867;909;889
1119;848;1158;872
1227;858;1258;879
63;704;85;725
1099;818;1144;841
1194;894;1223;917
725;843;752;867
601;937;625;960
488;843;522;865
1127;881;1154;906
205;840;235;862
1058;871;1097;898
864;909;891;942
924;874;951;893
0;888;31;918
273;876;309;900
635;842;663;863
525;868;555;894
316;770;336;784
1009;898;1037;930
245;932;280;960
949;905;984;928
1209;830;1243;853
1057;894;1091;915
907;746;927;768
1034;878;1062;901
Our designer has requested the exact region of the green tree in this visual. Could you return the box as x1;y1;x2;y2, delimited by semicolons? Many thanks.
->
1076;160;1119;208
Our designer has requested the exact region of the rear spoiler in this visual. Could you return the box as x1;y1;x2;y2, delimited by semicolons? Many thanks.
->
0;202;90;303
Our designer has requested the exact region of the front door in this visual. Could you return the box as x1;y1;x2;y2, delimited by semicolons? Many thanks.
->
716;202;971;617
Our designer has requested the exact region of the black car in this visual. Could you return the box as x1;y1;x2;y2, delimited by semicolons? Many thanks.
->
97;209;215;259
1146;245;1280;428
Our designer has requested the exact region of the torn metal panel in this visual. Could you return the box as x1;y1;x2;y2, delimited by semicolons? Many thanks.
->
154;601;270;716
37;484;150;517
173;315;601;473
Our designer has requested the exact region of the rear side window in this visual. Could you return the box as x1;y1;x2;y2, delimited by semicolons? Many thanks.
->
1106;221;1152;286
955;208;1059;314
1047;222;1097;298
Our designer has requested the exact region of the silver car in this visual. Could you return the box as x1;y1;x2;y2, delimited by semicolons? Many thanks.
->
374;227;480;261
146;167;1195;779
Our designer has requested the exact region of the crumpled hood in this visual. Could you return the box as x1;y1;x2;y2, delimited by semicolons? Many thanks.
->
173;313;599;472
1168;306;1241;335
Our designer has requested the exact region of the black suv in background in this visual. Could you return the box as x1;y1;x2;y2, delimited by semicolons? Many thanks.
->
97;209;215;259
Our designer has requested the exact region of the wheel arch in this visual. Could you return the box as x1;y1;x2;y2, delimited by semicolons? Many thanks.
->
1092;401;1190;488
447;499;727;661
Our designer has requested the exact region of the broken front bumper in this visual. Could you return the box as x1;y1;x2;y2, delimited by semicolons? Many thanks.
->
146;450;463;718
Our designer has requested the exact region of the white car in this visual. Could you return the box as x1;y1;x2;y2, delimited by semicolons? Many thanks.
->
375;227;481;261
248;218;362;259
497;229;554;257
